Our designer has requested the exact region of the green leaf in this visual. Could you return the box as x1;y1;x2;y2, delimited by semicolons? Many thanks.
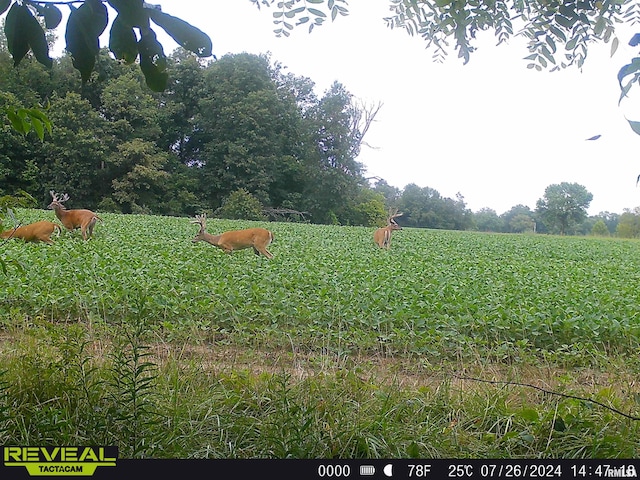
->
26;108;53;138
0;0;10;15
594;16;605;36
24;6;53;68
545;35;557;53
617;57;640;89
553;416;566;432
307;8;327;17
618;77;634;105
109;14;139;63
33;3;63;29
566;35;579;50
30;116;44;141
555;14;576;29
44;4;63;28
148;9;212;57
549;25;567;42
65;0;108;82
107;0;149;29
610;36;619;57
5;108;28;134
5;4;30;66
285;6;305;17
518;408;539;422
625;117;640;136
138;29;168;92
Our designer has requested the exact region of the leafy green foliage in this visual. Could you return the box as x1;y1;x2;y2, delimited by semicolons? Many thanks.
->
384;0;623;70
615;207;640;238
0;0;213;91
535;182;593;235
591;218;609;236
250;0;349;36
0;48;378;222
65;0;108;82
216;188;266;220
4;105;52;140
147;8;212;57
5;3;52;68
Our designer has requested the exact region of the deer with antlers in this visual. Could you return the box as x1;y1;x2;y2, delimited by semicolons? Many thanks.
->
373;209;403;249
48;191;102;240
1;221;61;244
191;213;274;259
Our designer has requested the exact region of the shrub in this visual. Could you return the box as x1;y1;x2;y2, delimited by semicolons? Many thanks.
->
215;189;266;220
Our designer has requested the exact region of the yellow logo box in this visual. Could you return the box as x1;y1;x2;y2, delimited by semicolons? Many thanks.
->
3;446;117;477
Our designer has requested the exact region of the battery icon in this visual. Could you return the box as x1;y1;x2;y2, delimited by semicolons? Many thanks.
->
360;465;376;476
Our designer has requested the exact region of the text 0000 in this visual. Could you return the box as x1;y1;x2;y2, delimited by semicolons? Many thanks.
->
317;464;351;477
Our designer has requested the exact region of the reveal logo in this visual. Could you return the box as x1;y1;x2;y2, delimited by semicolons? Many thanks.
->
3;446;117;476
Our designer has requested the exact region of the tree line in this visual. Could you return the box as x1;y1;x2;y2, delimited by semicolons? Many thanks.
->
0;40;476;229
1;42;640;237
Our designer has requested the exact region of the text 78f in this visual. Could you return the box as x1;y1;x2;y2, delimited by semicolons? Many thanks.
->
408;464;434;477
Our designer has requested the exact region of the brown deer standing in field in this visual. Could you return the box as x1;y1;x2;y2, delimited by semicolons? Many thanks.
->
48;191;102;240
0;221;61;244
373;209;403;249
191;213;274;259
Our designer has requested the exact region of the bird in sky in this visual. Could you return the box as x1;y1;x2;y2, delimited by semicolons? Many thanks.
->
585;134;602;141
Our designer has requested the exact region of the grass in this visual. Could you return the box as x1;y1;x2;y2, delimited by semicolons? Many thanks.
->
0;209;639;458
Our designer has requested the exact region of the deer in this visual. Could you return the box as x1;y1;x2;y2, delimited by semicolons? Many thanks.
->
48;191;102;240
373;209;403;249
0;221;62;245
191;213;274;259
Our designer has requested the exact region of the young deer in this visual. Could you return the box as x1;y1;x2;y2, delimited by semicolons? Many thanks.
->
48;191;102;240
0;221;61;244
373;209;403;249
191;213;274;259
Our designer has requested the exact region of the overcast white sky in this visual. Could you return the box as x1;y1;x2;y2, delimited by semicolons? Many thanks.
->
60;0;640;215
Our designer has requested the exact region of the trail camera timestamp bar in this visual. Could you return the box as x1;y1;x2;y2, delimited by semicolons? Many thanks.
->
312;460;639;480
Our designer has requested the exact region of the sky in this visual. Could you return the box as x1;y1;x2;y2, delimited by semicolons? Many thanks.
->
54;1;640;215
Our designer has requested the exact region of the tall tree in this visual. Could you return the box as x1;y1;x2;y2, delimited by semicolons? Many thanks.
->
192;53;303;209
110;138;170;214
39;92;110;208
616;208;640;238
302;81;367;223
501;204;536;233
475;208;503;232
536;182;593;235
156;48;208;160
100;68;161;140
